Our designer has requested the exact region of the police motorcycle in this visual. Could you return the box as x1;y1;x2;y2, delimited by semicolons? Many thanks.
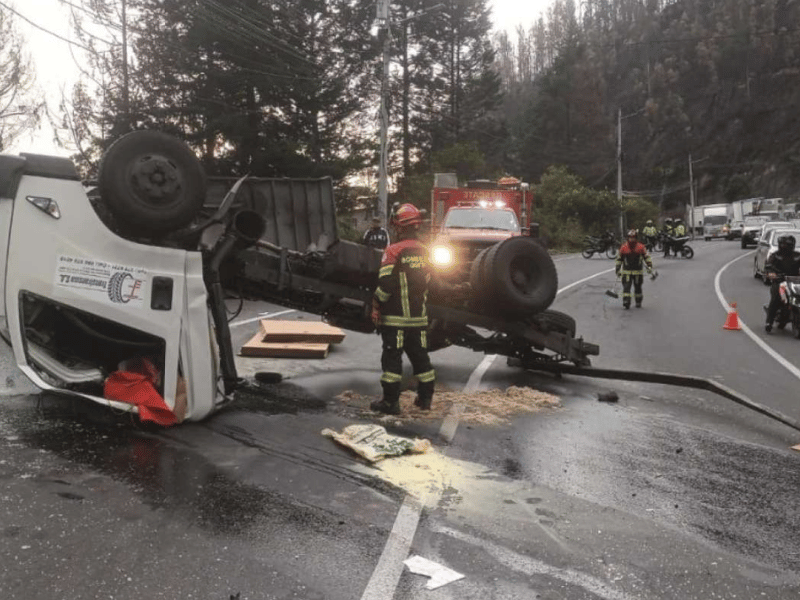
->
664;235;694;259
644;231;667;253
581;230;618;259
763;267;800;337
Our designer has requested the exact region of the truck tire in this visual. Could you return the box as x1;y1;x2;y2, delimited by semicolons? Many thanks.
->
469;247;491;290
531;309;576;338
98;130;206;236
481;237;558;317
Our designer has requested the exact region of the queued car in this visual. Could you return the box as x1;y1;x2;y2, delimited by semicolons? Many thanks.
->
741;215;779;248
753;228;800;282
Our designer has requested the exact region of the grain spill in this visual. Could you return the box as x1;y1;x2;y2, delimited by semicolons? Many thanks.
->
336;385;560;425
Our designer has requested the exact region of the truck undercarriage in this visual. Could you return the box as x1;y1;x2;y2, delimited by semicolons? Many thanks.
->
0;131;598;424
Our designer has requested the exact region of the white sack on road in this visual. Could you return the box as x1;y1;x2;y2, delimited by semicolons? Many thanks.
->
322;424;431;463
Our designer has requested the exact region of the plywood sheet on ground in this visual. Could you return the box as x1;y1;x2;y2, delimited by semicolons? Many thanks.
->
259;319;346;344
240;331;330;358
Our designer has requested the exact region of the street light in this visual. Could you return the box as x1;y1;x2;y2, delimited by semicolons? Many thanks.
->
688;154;708;239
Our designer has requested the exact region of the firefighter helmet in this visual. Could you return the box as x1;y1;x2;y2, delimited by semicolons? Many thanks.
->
646;219;653;225
392;203;423;228
627;229;638;238
665;217;673;224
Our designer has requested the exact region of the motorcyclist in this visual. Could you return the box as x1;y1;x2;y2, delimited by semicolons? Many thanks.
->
370;203;436;414
663;218;674;257
642;219;658;248
673;219;686;237
764;234;800;333
615;229;655;309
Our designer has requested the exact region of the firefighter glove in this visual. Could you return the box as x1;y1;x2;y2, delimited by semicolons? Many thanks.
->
371;298;381;327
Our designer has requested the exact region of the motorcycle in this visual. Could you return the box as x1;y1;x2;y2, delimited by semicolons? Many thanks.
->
764;270;800;337
644;231;666;253
664;235;694;259
582;232;618;259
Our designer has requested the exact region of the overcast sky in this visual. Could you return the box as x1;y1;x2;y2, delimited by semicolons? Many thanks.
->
10;0;553;155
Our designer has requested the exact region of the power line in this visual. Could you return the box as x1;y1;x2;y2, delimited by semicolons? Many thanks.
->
0;0;108;52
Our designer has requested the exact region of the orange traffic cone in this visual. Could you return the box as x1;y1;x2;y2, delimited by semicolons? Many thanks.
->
723;302;741;330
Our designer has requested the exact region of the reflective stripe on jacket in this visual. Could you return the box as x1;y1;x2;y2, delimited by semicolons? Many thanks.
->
374;239;430;328
615;241;653;275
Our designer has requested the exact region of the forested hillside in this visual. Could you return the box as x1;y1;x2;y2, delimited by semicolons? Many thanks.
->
496;0;800;209
41;0;800;214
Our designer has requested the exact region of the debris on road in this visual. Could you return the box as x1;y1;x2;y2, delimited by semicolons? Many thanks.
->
322;424;431;462
403;555;464;590
597;391;619;403
336;386;560;425
241;319;346;358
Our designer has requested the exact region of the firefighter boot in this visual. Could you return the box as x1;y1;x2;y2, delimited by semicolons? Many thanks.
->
371;382;401;415
413;381;434;411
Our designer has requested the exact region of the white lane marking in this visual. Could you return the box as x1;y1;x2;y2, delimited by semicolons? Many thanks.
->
433;525;638;600
558;267;616;294
714;251;800;381
362;264;618;598
229;309;296;328
359;496;424;600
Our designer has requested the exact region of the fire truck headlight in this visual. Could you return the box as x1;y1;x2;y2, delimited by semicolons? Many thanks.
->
478;200;489;208
494;200;506;208
431;245;454;267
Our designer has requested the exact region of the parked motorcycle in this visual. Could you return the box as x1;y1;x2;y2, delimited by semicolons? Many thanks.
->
764;270;800;337
664;235;694;259
582;232;618;259
644;231;666;253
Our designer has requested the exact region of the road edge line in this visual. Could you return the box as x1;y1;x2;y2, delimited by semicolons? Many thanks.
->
714;251;800;381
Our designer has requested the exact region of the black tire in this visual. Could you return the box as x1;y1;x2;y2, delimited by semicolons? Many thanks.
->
581;247;594;259
469;247;492;291
605;246;618;259
531;309;576;338
98;130;207;236
681;245;694;259
654;240;663;252
793;312;800;339
481;237;558;317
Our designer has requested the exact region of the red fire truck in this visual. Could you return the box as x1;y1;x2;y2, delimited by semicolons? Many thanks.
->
428;174;536;281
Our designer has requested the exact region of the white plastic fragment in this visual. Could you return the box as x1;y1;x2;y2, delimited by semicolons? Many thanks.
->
403;555;464;590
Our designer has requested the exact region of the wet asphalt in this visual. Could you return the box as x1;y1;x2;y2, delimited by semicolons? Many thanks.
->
2;240;800;599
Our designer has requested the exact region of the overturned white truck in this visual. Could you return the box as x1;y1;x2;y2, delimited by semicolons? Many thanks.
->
0;132;598;424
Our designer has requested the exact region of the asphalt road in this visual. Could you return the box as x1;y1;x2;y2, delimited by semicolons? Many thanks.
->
1;239;799;600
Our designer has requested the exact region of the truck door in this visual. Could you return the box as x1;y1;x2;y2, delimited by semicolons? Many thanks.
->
3;155;219;421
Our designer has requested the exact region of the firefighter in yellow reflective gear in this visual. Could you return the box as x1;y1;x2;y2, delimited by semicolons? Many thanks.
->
673;219;686;237
369;203;436;415
615;229;655;309
641;219;658;248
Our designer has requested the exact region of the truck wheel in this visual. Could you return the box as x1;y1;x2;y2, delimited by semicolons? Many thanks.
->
482;237;558;317
98;130;206;236
469;247;491;290
531;309;576;338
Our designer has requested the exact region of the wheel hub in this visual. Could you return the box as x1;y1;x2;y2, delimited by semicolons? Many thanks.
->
132;156;180;205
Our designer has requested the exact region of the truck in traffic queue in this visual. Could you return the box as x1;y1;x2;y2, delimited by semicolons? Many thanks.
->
428;173;535;283
701;203;734;240
0;133;597;425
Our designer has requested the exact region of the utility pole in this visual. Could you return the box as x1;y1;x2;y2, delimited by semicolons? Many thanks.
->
121;0;130;130
376;0;390;228
688;153;695;239
617;108;623;238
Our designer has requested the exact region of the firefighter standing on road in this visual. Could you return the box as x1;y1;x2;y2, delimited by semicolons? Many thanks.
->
370;204;436;415
363;217;390;250
616;229;655;309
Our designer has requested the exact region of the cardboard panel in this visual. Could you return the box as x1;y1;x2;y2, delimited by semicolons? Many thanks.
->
259;319;345;344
